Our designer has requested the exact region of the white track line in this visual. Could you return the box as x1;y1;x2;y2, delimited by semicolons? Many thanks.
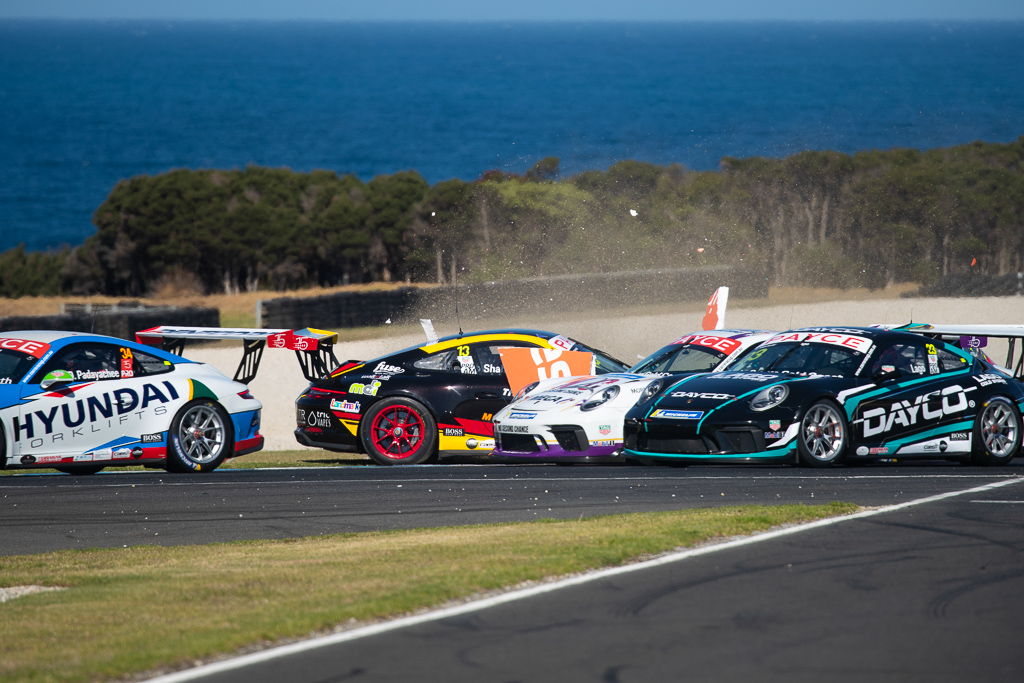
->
144;476;1023;683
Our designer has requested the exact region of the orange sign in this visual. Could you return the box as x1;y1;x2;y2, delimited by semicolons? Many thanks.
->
497;347;594;396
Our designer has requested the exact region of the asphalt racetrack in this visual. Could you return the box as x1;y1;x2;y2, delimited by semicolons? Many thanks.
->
1;462;1020;555
7;295;1024;680
5;463;1024;682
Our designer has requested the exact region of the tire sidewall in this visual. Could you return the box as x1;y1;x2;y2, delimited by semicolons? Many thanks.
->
797;400;849;468
359;397;437;466
971;396;1022;466
167;399;233;473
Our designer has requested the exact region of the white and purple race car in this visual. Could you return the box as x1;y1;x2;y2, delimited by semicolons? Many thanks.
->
491;329;774;462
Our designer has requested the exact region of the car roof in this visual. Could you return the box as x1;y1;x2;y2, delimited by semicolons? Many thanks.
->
0;330;99;343
430;328;559;343
779;326;917;343
701;329;775;339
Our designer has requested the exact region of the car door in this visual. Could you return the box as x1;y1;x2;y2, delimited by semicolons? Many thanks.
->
852;339;976;454
17;341;180;464
413;340;540;446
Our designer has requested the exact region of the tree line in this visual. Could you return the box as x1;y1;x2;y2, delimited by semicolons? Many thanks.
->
4;136;1023;298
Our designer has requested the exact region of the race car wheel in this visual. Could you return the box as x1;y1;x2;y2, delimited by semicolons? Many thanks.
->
56;465;105;475
797;401;848;467
166;400;233;473
971;397;1021;466
360;397;437;466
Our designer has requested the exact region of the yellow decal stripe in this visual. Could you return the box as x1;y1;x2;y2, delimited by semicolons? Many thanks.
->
420;334;553;354
437;430;495;451
332;363;365;377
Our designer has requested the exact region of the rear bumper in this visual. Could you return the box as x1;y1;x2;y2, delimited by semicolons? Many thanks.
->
294;428;360;453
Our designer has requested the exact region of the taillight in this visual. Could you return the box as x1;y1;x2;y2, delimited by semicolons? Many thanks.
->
238;389;255;400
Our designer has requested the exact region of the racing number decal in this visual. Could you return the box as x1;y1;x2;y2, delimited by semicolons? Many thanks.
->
119;347;135;378
530;348;572;380
744;347;768;363
457;345;471;357
496;347;595;395
926;343;939;374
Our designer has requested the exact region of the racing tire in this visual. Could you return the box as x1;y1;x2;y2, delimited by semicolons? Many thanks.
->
797;400;849;468
360;397;438;466
56;465;105;475
166;400;233;473
970;397;1022;466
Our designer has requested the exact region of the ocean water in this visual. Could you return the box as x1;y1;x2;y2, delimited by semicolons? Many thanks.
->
1;20;1022;252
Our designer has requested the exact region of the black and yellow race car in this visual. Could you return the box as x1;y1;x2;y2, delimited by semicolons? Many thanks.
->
294;329;628;465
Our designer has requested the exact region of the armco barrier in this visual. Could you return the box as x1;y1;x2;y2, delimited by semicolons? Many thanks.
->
259;266;765;330
0;303;218;340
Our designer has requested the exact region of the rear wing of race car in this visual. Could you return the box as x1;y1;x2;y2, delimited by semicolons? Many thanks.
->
134;326;340;384
898;323;1024;378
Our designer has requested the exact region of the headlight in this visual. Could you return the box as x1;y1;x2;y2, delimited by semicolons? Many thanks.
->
640;379;663;403
750;384;789;411
515;381;540;401
581;385;620;411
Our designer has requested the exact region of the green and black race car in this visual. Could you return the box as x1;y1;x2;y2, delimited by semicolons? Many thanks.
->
624;325;1024;467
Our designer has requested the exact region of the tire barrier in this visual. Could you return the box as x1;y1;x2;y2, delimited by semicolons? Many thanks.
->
0;303;219;340
259;266;766;330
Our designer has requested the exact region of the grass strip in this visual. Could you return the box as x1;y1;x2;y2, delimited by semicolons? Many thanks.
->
0;502;857;682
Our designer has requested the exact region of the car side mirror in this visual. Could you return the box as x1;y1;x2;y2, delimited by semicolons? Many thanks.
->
39;369;75;390
872;365;901;382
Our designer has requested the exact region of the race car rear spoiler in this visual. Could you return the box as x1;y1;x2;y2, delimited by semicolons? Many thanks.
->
134;326;340;384
897;323;1024;378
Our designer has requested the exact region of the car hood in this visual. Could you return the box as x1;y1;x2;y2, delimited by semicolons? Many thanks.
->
643;371;831;413
497;373;661;419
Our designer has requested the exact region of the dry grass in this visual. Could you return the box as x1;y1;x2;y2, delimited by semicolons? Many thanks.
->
0;503;857;682
0;282;438;328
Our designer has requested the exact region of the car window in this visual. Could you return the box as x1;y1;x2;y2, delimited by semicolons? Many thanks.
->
36;343;119;382
868;342;929;377
632;345;725;373
0;349;37;384
34;342;138;382
585;348;628;373
731;342;864;378
413;349;459;372
936;346;970;373
473;344;509;375
132;348;174;376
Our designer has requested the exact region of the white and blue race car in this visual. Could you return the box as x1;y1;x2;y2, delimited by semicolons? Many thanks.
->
0;330;271;474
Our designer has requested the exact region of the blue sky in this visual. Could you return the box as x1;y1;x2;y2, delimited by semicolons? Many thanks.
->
3;1;1024;21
